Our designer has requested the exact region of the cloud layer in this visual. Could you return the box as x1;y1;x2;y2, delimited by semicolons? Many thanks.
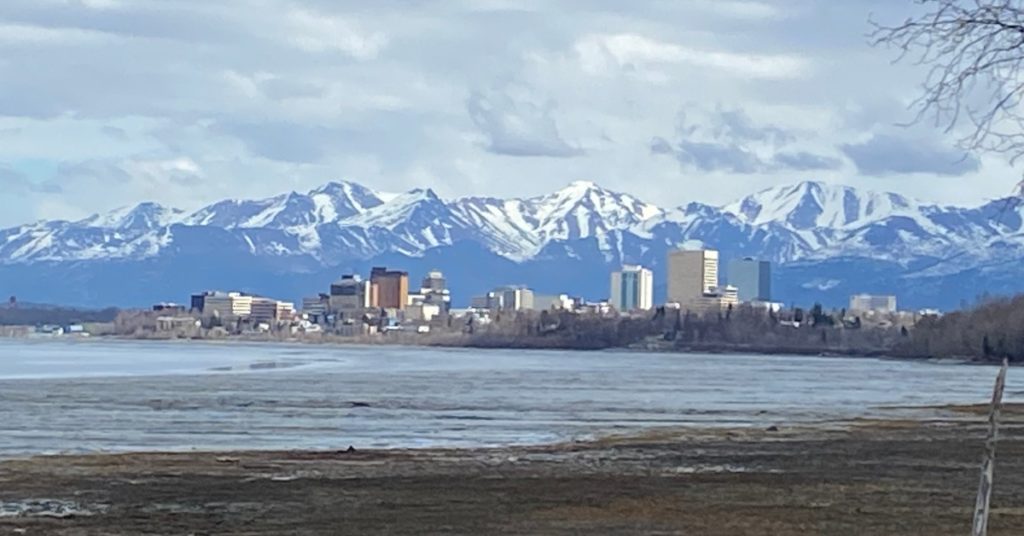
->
0;0;1008;226
841;134;980;176
650;108;842;174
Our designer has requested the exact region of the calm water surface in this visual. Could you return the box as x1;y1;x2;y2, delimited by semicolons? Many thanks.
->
0;339;1016;457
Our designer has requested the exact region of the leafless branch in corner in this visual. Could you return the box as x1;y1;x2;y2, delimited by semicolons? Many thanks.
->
871;0;1024;201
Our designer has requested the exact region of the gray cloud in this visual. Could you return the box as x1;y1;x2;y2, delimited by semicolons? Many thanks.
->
652;108;840;173
0;155;209;224
101;125;128;141
651;136;763;173
259;78;326;101
772;151;843;171
0;166;61;194
710;108;794;146
54;157;204;189
0;0;1010;226
840;134;980;176
0;1;264;46
56;160;133;184
212;121;347;163
466;87;583;158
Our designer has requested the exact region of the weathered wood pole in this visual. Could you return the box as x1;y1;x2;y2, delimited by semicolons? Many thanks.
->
971;358;1009;536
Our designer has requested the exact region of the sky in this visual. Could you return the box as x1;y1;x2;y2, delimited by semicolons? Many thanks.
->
0;0;1019;227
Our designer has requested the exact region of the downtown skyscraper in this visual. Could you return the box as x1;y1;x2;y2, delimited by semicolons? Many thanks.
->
610;265;654;312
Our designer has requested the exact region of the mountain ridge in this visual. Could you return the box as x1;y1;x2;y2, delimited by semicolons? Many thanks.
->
2;179;1023;309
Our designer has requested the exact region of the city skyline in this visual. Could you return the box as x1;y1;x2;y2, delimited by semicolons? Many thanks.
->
184;248;780;315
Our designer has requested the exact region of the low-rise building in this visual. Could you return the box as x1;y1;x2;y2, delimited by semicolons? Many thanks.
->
685;285;739;314
850;294;897;314
748;300;784;314
200;292;254;318
553;295;581;311
153;303;186;313
293;320;322;334
530;294;586;312
250;297;295;322
407;303;442;323
499;286;534;311
302;294;329;317
35;325;64;336
156;316;201;331
419;270;452;311
329;275;374;317
421;270;446;292
336;323;377;337
576;300;614;316
470;292;501;310
190;292;210;312
532;294;563;311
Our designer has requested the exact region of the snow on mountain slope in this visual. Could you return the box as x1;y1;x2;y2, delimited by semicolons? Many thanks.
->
451;196;539;259
78;202;186;232
726;181;918;230
0;179;1021;279
185;199;267;228
0;201;187;262
453;181;665;260
0;221;173;262
718;181;1010;266
339;188;474;255
524;180;663;241
644;202;815;264
309;181;384;222
186;181;383;230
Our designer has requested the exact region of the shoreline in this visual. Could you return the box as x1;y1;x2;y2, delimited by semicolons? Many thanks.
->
1;402;1003;463
0;332;988;365
2;411;1022;534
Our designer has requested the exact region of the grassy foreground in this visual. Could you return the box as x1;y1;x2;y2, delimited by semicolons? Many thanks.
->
2;408;1024;535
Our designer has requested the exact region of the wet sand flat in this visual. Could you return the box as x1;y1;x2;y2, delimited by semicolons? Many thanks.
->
2;340;1018;456
3;412;1024;535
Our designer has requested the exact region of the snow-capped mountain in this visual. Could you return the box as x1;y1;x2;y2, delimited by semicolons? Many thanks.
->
725;181;917;230
78;202;186;232
2;179;1023;309
453;180;664;259
184;181;383;230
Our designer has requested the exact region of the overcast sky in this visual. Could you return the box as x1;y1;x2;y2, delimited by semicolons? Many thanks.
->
0;0;1017;226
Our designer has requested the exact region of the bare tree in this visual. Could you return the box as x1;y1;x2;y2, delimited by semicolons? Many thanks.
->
872;0;1024;190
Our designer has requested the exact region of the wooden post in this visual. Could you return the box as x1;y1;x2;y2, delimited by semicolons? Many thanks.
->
972;358;1009;536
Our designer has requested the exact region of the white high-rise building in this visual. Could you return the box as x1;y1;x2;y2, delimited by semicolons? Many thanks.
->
667;249;719;304
610;265;654;312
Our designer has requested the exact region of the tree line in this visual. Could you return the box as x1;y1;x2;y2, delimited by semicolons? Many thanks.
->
0;304;119;326
459;304;908;357
895;295;1024;362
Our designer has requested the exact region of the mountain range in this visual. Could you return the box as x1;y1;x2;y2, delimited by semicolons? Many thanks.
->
2;179;1022;310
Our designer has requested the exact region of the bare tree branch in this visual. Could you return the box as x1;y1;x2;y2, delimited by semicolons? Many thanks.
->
871;0;1024;176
